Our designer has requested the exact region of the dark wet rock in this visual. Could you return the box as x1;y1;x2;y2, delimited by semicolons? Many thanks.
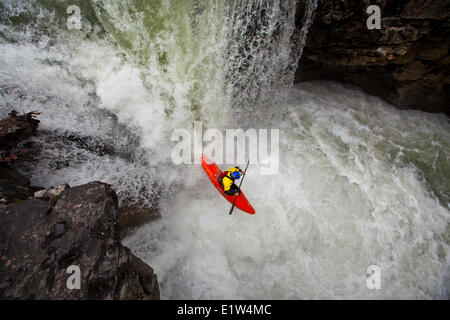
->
0;111;40;163
43;222;67;247
0;165;41;204
0;181;159;299
119;198;161;238
295;0;450;115
0;110;40;149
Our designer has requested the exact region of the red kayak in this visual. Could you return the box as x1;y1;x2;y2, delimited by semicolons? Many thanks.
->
201;155;255;215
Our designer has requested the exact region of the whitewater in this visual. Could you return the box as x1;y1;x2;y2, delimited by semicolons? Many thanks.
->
0;0;448;299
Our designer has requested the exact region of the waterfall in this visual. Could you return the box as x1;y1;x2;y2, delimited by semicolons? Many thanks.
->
224;0;318;117
0;0;448;299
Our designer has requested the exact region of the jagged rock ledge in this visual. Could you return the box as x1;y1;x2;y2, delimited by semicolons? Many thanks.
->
0;179;159;300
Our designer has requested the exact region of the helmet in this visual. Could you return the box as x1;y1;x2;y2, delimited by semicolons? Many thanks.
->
231;171;241;179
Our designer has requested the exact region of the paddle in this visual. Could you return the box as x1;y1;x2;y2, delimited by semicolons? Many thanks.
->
229;160;250;215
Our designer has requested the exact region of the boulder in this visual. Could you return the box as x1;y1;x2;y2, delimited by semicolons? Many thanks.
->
0;111;40;163
0;181;159;299
119;197;161;238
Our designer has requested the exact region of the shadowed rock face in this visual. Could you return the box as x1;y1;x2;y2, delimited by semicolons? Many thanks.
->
0;182;159;300
295;0;449;115
0;166;41;204
0;111;40;164
0;111;40;151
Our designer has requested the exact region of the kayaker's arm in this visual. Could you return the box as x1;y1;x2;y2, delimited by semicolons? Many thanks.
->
234;166;245;175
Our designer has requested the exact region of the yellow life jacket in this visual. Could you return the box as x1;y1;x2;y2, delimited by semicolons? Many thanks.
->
222;167;241;192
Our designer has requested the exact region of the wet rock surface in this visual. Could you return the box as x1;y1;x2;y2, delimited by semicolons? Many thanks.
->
119;195;161;238
0;165;41;204
0;111;40;163
295;0;449;115
0;181;159;299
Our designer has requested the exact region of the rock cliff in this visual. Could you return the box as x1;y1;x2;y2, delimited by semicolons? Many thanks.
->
0;181;159;299
295;0;449;115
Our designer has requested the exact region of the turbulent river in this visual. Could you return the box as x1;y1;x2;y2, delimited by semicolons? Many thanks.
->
0;0;449;299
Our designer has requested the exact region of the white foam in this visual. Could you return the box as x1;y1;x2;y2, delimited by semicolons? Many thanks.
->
125;82;449;299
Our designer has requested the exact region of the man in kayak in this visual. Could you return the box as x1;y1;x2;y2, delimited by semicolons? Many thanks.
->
219;166;246;196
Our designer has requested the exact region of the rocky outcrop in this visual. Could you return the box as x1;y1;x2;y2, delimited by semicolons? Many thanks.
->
0;166;41;204
0;181;159;299
295;0;450;115
119;200;160;238
0;111;159;299
0;110;40;163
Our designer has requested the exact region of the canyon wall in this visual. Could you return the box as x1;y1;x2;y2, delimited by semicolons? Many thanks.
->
295;0;449;115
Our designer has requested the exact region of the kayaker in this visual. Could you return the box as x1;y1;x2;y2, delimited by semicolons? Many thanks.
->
219;166;246;196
